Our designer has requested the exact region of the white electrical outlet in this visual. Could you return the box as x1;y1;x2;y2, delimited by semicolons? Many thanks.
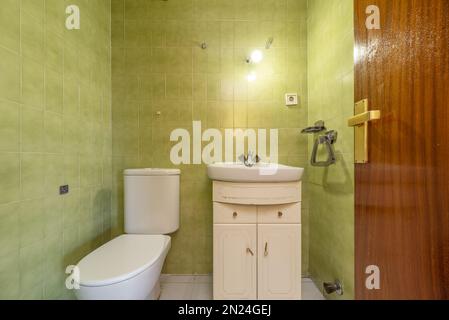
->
285;93;298;106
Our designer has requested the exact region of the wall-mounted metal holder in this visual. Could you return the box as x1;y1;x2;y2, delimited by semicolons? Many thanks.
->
310;130;338;167
265;37;274;49
302;121;338;167
348;99;381;164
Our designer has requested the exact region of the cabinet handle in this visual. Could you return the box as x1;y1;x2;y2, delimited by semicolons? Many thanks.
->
233;212;238;218
264;242;268;256
246;248;254;256
278;211;283;218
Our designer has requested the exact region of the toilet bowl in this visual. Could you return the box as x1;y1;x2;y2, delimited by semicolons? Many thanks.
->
75;168;180;300
75;235;171;300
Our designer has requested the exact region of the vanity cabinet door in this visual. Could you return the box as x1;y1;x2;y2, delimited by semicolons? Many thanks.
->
213;224;257;300
257;224;301;300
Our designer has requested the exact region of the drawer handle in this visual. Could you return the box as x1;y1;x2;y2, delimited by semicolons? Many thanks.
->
246;248;254;256
264;242;268;257
278;211;283;218
233;212;238;218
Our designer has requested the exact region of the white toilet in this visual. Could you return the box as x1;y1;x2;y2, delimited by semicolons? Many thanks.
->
75;168;180;300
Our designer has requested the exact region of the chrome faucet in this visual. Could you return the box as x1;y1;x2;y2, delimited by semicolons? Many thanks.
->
238;151;261;167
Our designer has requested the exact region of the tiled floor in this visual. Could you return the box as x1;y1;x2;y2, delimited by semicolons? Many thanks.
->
159;275;325;300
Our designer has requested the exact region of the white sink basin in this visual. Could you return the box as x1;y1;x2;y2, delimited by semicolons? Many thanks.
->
207;162;304;183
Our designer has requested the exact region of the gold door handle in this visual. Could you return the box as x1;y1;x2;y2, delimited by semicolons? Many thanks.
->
246;248;254;256
348;99;381;164
264;242;268;256
348;110;381;127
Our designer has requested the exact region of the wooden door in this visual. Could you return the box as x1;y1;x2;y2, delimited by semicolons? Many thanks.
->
257;225;301;300
355;0;449;299
213;224;257;300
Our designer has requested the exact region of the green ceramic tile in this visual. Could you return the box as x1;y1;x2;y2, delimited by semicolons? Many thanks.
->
45;0;65;35
21;106;44;152
124;47;152;75
63;42;79;80
43;272;64;300
124;19;151;48
21;11;45;61
63;78;80;115
20;153;46;200
111;18;125;48
166;20;192;47
63;188;80;230
22;58;45;108
0;100;20;152
19;199;45;248
0;0;20;52
62;225;79;263
43;196;64;238
21;0;45;21
0;249;20;299
0;47;20;102
124;0;150;20
0;154;20;205
45;32;64;73
80;156;98;188
63;115;80;155
112;0;124;20
19;240;45;297
63;155;80;188
44;154;65;196
0;203;20;257
44;112;63;153
45;68;63;114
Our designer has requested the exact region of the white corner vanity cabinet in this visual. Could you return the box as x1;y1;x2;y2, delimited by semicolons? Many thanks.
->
208;163;304;300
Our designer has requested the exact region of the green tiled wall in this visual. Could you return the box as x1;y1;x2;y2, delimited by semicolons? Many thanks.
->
111;0;310;275
307;0;355;299
0;0;112;299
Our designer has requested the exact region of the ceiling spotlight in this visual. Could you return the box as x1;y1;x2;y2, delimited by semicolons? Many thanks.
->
246;50;263;64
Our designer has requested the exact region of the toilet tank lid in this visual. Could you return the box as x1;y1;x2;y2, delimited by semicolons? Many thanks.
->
124;168;181;176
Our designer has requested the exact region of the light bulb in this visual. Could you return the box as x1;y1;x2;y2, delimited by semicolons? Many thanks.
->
249;50;263;64
247;72;257;82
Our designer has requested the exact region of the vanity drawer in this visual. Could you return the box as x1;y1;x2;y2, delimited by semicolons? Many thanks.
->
257;202;301;224
214;203;257;224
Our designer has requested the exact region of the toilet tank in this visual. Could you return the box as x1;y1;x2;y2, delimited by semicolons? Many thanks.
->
124;168;180;235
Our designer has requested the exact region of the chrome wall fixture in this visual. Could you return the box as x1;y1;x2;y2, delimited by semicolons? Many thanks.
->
265;37;274;49
302;121;338;167
323;280;344;295
301;120;326;134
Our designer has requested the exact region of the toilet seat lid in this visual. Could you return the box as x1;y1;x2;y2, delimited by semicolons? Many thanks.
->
77;234;170;287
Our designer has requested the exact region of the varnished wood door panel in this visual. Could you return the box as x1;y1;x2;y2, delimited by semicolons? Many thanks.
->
355;0;449;299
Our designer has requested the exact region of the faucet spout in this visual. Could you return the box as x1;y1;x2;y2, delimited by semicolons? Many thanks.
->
239;151;261;167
